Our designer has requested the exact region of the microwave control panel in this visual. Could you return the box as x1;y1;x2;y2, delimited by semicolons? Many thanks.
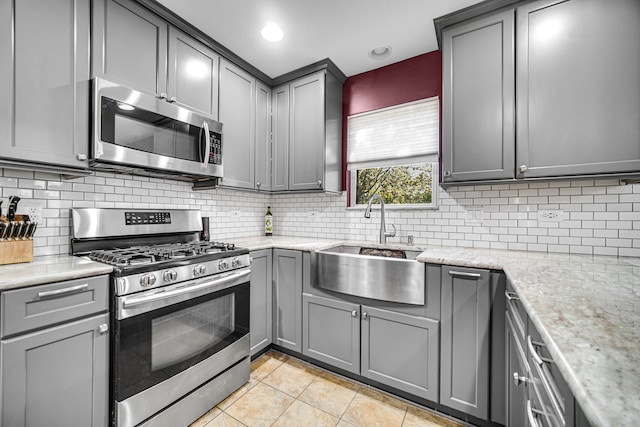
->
210;133;222;165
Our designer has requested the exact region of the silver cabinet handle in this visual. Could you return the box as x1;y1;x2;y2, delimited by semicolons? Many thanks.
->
513;371;528;386
76;153;87;161
317;180;322;187
519;165;528;173
527;335;553;366
38;283;89;299
256;182;261;188
448;271;481;279
158;93;168;100
526;400;542;427
200;120;211;169
505;291;519;301
351;310;358;318
97;323;109;335
362;312;368;320
168;96;177;103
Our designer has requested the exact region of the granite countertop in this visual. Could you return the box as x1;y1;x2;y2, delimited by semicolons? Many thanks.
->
0;237;636;426
0;255;113;292
237;236;638;427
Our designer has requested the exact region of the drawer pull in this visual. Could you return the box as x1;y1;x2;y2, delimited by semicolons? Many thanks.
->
448;271;481;279
513;371;529;386
37;283;90;299
505;291;519;301
527;335;554;366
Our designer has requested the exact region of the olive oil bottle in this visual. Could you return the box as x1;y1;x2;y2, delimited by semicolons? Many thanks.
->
265;206;273;236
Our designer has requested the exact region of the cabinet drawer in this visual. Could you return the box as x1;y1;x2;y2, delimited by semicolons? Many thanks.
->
1;275;109;338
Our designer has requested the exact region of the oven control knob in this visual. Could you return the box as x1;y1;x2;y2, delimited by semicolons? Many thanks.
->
163;270;178;282
140;273;157;287
231;257;241;268
193;264;206;276
219;260;229;271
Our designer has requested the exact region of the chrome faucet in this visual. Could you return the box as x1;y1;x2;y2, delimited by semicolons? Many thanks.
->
364;194;396;244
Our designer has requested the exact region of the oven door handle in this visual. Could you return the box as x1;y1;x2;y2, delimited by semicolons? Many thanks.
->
120;268;250;316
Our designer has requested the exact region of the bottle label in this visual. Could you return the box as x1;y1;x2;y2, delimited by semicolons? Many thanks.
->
265;216;272;235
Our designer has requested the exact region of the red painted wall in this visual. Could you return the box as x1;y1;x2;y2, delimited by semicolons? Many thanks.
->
341;50;442;190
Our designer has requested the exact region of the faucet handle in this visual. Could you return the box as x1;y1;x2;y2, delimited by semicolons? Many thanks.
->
385;224;396;238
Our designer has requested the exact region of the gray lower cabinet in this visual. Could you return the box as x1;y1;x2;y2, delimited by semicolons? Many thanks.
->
250;249;273;356
0;275;110;427
440;266;491;419
1;313;109;427
302;293;440;401
0;0;90;171
219;59;257;189
516;0;640;179
441;9;515;183
506;304;530;427
272;249;302;352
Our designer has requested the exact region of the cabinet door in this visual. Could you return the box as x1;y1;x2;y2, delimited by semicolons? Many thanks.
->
219;59;256;189
1;313;109;427
92;0;168;96
361;306;440;401
289;72;325;191
272;249;302;352
250;249;273;356
302;294;360;374
271;84;290;191
516;0;640;178
441;10;515;183
167;27;219;119
255;82;272;191
440;266;490;419
0;0;90;169
506;312;530;427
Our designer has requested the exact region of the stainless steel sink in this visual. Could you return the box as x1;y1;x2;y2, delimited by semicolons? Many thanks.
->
311;244;425;305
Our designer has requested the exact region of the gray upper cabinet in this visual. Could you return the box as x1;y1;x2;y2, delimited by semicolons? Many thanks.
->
219;59;256;189
441;10;515;183
515;0;640;179
440;266;491;420
167;27;220;119
438;0;640;184
92;0;168;96
255;82;273;192
272;70;342;193
272;249;303;352
93;0;221;119
271;85;290;192
0;0;90;171
250;249;273;356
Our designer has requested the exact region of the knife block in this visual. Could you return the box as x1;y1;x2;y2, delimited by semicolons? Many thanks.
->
0;240;33;265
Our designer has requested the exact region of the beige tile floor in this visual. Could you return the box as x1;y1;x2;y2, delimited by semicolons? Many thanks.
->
190;350;466;427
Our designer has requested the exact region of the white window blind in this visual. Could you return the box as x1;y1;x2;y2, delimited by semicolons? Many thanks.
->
347;97;439;170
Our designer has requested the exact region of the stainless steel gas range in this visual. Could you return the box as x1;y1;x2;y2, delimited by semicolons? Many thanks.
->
71;208;251;427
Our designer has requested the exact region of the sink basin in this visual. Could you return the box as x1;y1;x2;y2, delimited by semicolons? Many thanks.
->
322;244;422;260
311;244;425;305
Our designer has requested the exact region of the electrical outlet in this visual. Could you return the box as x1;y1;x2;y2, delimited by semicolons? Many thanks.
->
17;200;44;223
538;209;564;222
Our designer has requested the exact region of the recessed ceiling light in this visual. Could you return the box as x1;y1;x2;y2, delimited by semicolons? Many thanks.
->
261;22;284;42
368;45;392;60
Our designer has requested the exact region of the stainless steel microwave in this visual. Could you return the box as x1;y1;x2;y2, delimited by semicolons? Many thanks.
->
91;77;223;180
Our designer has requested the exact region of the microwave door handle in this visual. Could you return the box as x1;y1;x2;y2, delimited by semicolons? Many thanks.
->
200;120;211;169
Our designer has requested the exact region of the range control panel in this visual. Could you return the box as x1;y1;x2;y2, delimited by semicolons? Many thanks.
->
125;211;171;225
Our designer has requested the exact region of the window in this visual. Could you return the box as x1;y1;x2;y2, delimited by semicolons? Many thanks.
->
347;97;439;208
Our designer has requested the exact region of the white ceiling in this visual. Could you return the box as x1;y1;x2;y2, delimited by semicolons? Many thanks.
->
156;0;485;78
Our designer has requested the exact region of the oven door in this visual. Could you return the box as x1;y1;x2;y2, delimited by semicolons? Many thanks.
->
113;268;250;404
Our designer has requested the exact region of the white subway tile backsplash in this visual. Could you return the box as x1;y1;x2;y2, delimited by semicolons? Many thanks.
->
1;168;639;258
